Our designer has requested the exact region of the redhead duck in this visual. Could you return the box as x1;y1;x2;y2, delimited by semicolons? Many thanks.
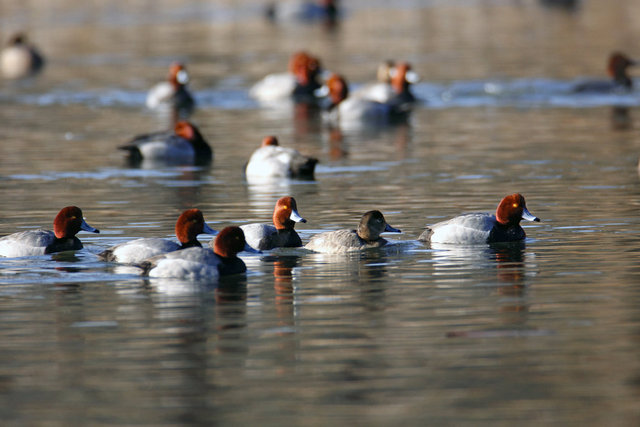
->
0;206;99;257
245;136;318;179
305;210;401;254
146;62;195;112
0;33;44;79
99;208;217;264
352;61;418;106
140;226;259;279
574;52;637;92
119;121;212;166
241;196;306;251
418;193;540;245
250;51;324;104
324;73;410;128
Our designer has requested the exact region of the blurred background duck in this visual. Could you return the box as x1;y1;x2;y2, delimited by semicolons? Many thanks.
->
119;121;212;166
352;60;418;107
250;51;325;104
265;0;339;26
146;62;195;114
1;33;45;79
573;52;637;93
323;73;413;128
245;136;318;180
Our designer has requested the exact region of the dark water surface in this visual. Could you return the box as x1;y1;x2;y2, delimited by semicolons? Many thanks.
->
2;1;640;425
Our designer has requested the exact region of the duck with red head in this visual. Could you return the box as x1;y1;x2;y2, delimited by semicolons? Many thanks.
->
324;73;412;128
99;208;217;264
250;51;325;104
1;33;45;79
352;60;418;108
139;226;259;279
146;62;195;113
210;226;260;276
574;52;637;93
240;196;307;251
119;121;212;166
0;206;99;257
245;136;318;180
419;193;540;244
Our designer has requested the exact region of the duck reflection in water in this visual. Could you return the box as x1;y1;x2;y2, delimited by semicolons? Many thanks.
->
273;255;300;304
611;106;633;131
432;241;540;337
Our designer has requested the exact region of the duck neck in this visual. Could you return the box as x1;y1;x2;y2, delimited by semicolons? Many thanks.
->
614;73;633;88
180;240;202;249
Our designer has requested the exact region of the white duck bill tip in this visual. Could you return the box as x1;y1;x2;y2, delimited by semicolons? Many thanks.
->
176;70;189;84
81;219;100;233
203;223;218;235
405;70;420;84
314;85;329;97
521;207;540;222
290;209;306;223
384;224;401;233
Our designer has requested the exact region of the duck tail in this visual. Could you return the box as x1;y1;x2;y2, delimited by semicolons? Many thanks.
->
292;157;319;179
417;227;433;242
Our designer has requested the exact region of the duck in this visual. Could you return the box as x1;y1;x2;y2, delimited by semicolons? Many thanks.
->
305;210;401;254
1;33;45;79
323;73;410;128
118;121;212;166
352;61;418;107
245;136;318;179
140;226;259;279
265;0;339;25
418;193;540;245
573;52;637;93
0;206;99;257
241;196;307;251
146;62;195;112
250;51;324;104
99;208;218;264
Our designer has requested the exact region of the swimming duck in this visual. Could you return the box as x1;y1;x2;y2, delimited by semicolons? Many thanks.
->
146;62;195;112
418;193;540;245
305;210;401;254
324;73;410;128
99;208;217;264
0;33;44;79
0;206;99;257
352;61;418;107
245;136;318;179
241;196;307;251
573;52;637;93
140;226;258;279
250;51;324;104
119;121;212;166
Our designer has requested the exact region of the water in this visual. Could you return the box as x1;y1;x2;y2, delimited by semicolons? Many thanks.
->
2;0;640;425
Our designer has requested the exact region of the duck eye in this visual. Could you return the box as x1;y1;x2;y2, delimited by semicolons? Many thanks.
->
512;203;518;208
282;206;289;210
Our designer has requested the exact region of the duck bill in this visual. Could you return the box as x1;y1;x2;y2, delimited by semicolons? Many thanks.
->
203;223;219;235
405;70;420;84
314;85;329;97
176;69;190;85
521;207;540;222
384;223;401;233
243;243;262;254
81;219;100;234
290;209;307;223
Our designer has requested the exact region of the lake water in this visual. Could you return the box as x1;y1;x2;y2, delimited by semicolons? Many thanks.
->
1;0;640;425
